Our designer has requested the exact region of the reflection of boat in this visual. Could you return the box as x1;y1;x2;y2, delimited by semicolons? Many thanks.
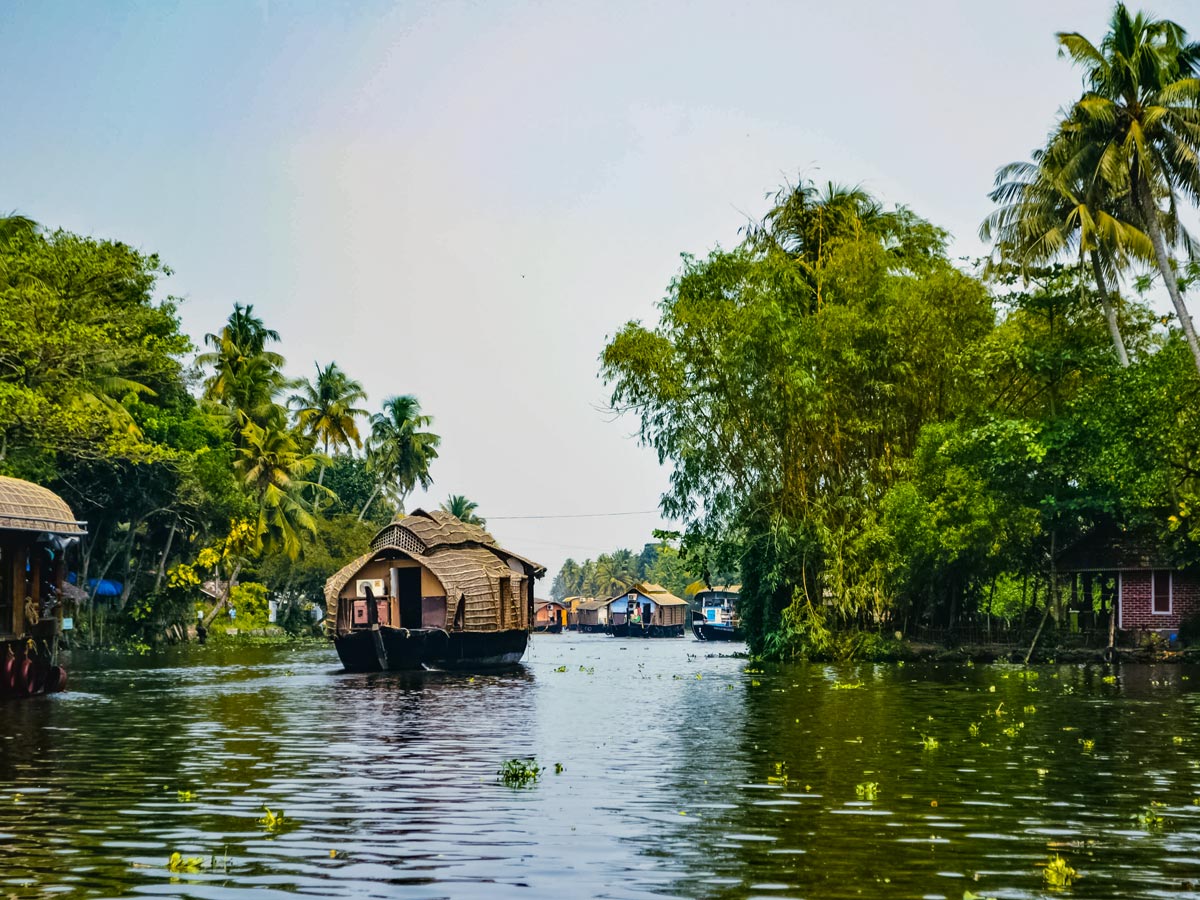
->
0;477;85;700
326;510;545;671
691;586;743;642
607;584;687;638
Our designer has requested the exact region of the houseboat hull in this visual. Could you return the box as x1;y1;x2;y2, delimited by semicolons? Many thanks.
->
335;627;528;672
609;623;685;638
691;622;744;642
533;623;563;634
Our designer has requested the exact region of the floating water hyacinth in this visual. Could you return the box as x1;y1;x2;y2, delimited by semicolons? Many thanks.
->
1135;802;1166;829
554;762;564;774
498;758;542;787
258;805;292;832
968;722;980;737
1042;854;1077;888
831;681;864;690
553;665;567;673
766;762;789;785
176;790;196;802
167;852;204;873
921;735;940;751
855;781;879;800
1079;738;1095;753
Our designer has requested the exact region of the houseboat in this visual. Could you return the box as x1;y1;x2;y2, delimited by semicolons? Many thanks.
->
575;597;613;633
608;583;687;637
691;585;743;642
533;599;566;633
0;477;85;700
325;509;545;671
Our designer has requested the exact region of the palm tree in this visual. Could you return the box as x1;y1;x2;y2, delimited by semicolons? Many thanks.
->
358;395;441;522
289;361;368;484
982;137;1156;366
1056;4;1200;371
199;303;288;427
234;418;330;559
440;494;485;526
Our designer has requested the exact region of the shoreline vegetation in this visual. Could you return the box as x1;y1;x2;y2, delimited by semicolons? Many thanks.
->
599;4;1200;663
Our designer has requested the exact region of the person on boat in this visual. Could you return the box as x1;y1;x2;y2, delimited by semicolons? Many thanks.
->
629;602;642;627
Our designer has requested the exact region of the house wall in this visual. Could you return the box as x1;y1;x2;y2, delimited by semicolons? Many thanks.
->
341;557;445;599
1119;570;1200;632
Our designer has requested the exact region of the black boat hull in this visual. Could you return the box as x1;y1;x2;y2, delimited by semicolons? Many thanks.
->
608;623;685;638
334;627;528;671
691;622;744;642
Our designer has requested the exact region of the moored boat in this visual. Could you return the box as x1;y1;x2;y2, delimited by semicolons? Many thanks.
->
607;583;687;638
691;585;743;641
0;477;86;700
325;510;544;671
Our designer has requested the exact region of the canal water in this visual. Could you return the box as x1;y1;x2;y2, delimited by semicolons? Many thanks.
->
2;635;1200;899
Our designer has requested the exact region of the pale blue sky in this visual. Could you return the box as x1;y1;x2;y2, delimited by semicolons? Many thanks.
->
3;1;1195;582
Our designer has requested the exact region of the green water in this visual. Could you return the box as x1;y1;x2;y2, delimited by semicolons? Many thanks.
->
1;635;1198;899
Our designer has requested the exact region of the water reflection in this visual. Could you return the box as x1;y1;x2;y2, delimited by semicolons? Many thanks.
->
2;640;1200;898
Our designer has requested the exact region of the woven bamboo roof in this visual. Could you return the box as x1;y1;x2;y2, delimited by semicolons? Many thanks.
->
627;582;688;606
0;476;85;535
325;510;545;629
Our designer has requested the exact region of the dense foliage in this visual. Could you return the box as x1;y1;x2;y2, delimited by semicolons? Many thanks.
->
0;219;444;645
602;1;1200;659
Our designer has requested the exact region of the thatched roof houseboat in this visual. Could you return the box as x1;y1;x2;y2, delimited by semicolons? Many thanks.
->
691;585;743;642
533;599;566;633
575;597;614;633
609;583;688;638
0;477;85;699
325;509;545;670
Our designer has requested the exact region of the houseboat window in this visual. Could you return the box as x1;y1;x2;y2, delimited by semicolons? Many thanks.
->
1153;571;1171;614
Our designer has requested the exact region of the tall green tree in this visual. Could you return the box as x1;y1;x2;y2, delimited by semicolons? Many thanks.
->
289;361;368;484
1056;3;1200;371
198;303;288;428
359;394;440;521
439;494;485;525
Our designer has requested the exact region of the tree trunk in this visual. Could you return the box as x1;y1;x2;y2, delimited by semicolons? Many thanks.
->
202;561;243;628
1089;250;1129;367
1139;190;1200;373
153;516;179;594
357;484;381;523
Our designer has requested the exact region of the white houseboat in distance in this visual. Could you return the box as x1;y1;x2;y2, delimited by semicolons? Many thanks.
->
325;509;545;671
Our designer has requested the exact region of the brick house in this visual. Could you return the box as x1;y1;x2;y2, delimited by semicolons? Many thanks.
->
1057;528;1200;640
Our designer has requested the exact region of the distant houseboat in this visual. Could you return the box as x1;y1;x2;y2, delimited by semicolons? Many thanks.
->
575;597;614;633
534;599;566;633
325;510;545;671
0;477;85;700
691;585;743;641
608;583;687;637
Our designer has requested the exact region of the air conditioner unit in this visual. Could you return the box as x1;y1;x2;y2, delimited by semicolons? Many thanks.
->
356;578;385;598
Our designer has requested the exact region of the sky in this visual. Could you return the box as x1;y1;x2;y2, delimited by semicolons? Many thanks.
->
2;0;1196;585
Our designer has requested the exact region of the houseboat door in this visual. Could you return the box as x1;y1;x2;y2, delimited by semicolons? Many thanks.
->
396;568;422;629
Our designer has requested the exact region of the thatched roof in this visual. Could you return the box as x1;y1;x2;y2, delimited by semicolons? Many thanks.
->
0;476;86;535
579;597;614;611
325;510;546;630
628;582;688;606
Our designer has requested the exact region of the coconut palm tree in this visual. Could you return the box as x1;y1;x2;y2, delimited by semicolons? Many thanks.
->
234;418;330;559
199;303;288;427
982;136;1156;366
289;361;368;485
358;395;441;522
1056;4;1200;371
440;494;485;526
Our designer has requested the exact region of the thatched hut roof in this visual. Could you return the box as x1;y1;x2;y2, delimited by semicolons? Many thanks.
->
324;510;545;630
628;582;688;607
0;476;86;535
